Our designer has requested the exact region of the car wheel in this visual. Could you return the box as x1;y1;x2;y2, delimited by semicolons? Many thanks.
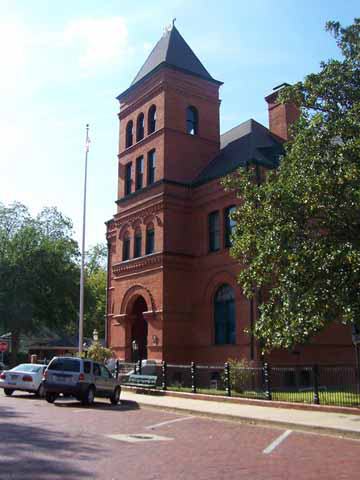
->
110;386;121;405
82;386;95;406
4;388;14;397
45;392;57;404
36;383;45;398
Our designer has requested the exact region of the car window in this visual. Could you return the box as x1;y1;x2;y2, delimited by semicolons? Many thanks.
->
100;365;111;379
12;364;42;373
83;361;91;374
47;358;80;372
93;363;101;376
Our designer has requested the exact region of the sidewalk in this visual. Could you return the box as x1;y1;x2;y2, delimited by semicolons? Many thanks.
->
121;389;360;439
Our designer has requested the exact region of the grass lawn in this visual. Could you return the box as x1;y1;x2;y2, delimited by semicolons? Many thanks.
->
167;386;360;407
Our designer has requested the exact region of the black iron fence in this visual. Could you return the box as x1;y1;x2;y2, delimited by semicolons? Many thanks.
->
116;360;360;408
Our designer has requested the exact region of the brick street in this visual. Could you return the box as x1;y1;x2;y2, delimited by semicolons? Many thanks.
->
1;391;359;480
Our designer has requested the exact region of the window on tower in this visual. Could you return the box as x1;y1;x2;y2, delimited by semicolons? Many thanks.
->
148;105;157;134
147;149;156;185
146;225;155;255
135;156;144;190
122;232;130;261
134;229;142;258
125;120;133;148
186;106;198;135
136;113;145;141
125;162;132;196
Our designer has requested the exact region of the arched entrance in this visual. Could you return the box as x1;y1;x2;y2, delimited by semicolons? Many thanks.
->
131;296;148;361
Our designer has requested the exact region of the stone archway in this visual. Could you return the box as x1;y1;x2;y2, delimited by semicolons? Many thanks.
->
130;296;148;361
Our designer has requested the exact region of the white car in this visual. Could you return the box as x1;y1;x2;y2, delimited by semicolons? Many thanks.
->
0;363;46;397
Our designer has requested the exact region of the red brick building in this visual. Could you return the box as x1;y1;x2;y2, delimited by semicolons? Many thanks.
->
106;25;353;365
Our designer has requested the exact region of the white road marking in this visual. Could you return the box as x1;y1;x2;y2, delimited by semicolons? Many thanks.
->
263;430;292;454
145;416;194;430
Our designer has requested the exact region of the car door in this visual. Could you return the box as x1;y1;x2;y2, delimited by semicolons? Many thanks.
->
93;363;105;395
100;365;113;394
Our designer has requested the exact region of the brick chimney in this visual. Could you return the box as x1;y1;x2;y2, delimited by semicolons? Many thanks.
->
265;83;300;141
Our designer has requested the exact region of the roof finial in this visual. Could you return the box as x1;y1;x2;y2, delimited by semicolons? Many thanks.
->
163;19;176;36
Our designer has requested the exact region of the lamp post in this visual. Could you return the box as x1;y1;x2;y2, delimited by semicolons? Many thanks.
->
132;339;139;372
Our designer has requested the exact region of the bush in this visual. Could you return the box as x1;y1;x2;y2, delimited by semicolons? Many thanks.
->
223;358;255;393
86;342;113;363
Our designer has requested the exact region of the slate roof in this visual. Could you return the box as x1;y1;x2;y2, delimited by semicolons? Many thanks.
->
127;25;221;92
194;119;284;186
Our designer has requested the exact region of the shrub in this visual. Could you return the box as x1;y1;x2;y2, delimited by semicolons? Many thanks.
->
86;342;113;363
223;358;255;393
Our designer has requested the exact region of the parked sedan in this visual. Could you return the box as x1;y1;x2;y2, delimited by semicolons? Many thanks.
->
0;363;46;397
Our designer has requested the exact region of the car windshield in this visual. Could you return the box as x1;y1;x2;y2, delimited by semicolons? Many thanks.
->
47;358;80;372
12;364;42;373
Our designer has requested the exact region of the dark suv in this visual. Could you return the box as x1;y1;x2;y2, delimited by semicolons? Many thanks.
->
43;357;121;406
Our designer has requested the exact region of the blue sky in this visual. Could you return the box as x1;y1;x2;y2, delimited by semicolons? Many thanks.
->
0;0;357;249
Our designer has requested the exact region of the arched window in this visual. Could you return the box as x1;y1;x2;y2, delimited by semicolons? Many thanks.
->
214;284;236;345
146;224;155;255
148;105;156;134
186;106;198;135
122;232;130;261
136;113;144;142
126;120;133;148
134;229;142;258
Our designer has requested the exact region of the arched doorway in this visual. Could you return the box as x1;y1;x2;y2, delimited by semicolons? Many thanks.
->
131;296;148;361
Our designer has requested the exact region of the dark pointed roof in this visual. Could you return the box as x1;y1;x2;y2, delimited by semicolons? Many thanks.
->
194;119;283;186
118;25;221;99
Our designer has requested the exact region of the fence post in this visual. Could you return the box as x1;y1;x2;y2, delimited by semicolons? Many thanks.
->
115;360;120;379
162;361;167;390
191;362;197;394
264;362;272;400
224;362;231;397
312;364;320;405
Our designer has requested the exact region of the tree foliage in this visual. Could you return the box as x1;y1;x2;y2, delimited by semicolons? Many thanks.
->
223;19;360;350
0;203;108;357
0;203;80;356
84;243;107;338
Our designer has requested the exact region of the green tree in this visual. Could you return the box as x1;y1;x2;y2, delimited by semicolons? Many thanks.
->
223;19;360;350
83;243;107;339
0;203;80;358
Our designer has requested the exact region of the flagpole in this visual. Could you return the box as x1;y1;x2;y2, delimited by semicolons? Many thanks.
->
79;124;90;355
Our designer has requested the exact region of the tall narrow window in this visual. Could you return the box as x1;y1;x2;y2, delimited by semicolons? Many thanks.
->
147;149;156;185
146;226;155;255
126;120;133;148
136;113;144;142
209;211;220;252
125;162;132;196
122;233;130;261
134;230;142;258
186;106;198;135
224;205;236;248
148;105;156;134
135;156;144;191
214;284;236;345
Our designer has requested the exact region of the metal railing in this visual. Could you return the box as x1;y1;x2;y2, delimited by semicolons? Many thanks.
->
115;360;360;408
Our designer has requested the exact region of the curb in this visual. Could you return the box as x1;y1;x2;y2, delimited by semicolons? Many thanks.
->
121;385;360;416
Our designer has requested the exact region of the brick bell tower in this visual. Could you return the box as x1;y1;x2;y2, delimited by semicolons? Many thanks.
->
106;23;222;362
